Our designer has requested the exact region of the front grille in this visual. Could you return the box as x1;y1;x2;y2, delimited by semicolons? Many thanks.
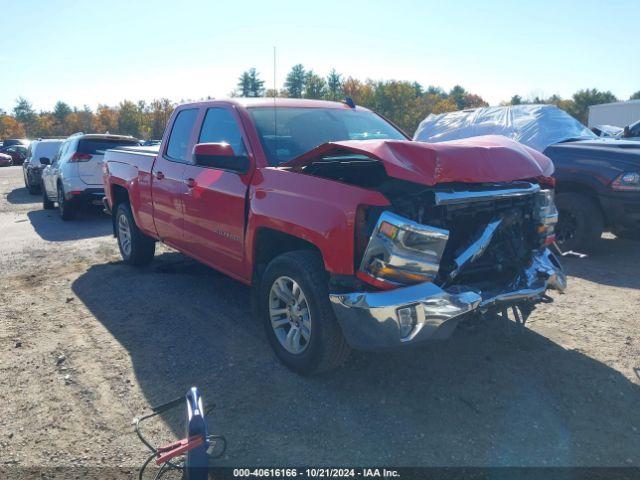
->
431;194;538;286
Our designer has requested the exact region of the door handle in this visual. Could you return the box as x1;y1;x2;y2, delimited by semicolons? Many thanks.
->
184;178;197;188
155;171;165;180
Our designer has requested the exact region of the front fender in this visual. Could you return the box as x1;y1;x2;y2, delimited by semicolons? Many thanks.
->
246;168;390;276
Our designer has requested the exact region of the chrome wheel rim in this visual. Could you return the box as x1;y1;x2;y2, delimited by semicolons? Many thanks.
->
118;214;132;257
269;276;311;354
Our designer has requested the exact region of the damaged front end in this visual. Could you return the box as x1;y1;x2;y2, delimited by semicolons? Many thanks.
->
330;182;566;350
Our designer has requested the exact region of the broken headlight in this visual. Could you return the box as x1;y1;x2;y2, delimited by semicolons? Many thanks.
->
535;189;558;245
358;211;449;287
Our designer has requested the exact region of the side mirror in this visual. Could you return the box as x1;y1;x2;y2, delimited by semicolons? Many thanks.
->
192;143;249;174
623;126;631;138
39;157;51;165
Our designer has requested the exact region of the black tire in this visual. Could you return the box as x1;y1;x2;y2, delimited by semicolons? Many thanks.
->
42;185;55;210
258;250;350;375
115;203;156;266
28;179;39;195
57;184;76;221
555;192;603;252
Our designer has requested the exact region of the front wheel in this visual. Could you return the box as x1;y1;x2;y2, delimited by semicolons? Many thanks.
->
115;203;155;266
259;251;350;375
555;192;603;252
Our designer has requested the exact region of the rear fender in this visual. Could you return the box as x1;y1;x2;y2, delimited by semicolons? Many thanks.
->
106;162;156;237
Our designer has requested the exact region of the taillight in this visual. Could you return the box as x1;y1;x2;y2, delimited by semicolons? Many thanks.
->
70;152;93;162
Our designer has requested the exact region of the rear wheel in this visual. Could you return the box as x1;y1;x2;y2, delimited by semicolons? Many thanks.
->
57;184;76;220
28;176;39;195
42;185;55;209
115;203;155;266
259;251;350;375
555;192;603;252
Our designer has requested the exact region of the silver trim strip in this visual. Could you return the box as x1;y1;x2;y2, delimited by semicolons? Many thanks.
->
434;183;540;205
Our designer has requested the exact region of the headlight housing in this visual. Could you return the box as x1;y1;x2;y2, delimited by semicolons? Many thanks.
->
612;172;640;191
357;211;449;287
535;189;558;245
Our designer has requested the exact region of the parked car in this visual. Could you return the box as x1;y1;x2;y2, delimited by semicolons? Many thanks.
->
591;124;623;138
2;138;30;148
0;152;12;167
414;105;640;250
0;145;28;165
41;133;139;219
22;139;64;194
103;98;565;375
622;119;640;141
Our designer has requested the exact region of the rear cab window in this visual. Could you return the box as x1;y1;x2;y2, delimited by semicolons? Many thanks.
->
165;109;199;162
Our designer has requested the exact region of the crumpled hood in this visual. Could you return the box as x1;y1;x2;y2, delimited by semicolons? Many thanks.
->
283;135;554;186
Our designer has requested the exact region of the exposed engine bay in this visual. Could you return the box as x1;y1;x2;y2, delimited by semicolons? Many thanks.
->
290;148;565;346
292;152;560;297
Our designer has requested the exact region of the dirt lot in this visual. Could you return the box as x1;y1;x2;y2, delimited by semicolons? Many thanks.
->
1;164;639;472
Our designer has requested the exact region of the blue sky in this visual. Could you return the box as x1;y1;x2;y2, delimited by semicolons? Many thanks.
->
0;0;637;112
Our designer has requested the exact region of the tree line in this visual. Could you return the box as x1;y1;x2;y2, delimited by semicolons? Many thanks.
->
1;64;638;140
0;98;174;141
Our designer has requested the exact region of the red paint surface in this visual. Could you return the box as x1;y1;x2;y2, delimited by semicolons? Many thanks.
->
285;135;554;186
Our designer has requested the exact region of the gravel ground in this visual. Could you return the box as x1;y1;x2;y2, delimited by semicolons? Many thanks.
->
1;165;639;475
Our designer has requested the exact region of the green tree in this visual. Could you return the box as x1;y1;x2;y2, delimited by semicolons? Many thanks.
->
448;85;468;110
284;64;306;98
326;69;343;101
509;94;523;105
304;71;326;99
53;101;72;122
117;100;142;137
13;97;36;135
236;71;251;97
248;68;265;97
630;91;640;100
568;88;617;124
425;86;446;98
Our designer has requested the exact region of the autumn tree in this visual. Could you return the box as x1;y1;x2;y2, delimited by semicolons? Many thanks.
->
0;115;26;138
118;100;142;137
149;98;174;139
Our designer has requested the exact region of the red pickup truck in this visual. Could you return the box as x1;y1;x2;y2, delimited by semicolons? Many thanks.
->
103;98;566;375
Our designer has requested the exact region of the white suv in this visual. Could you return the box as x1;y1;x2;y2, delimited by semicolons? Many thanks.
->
41;133;139;220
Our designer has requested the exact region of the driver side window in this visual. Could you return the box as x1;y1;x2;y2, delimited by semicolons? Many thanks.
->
198;108;247;157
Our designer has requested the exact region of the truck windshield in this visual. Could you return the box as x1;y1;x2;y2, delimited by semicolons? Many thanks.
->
248;107;406;165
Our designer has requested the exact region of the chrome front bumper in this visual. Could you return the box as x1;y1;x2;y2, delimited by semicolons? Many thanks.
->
329;248;566;350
